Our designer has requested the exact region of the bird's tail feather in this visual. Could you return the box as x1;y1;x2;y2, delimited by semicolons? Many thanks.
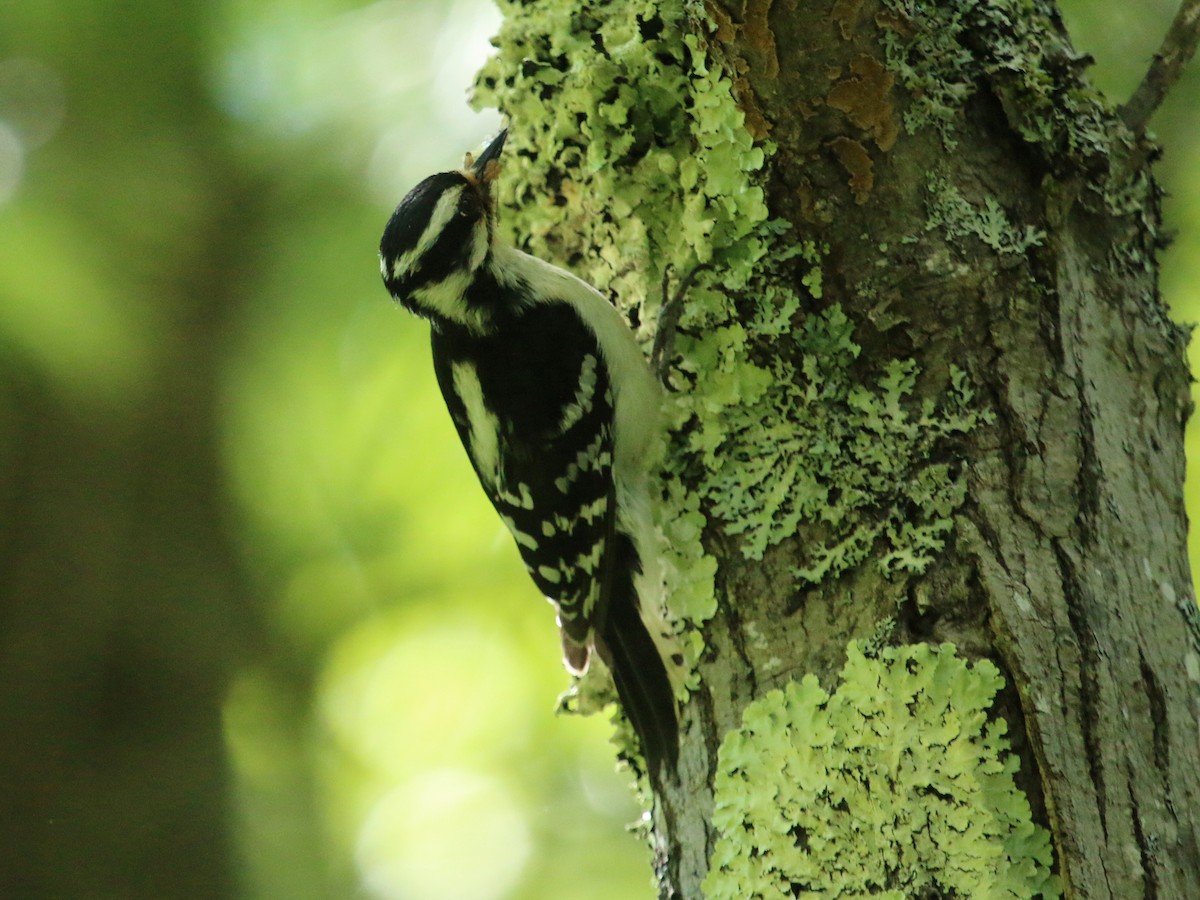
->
595;536;678;776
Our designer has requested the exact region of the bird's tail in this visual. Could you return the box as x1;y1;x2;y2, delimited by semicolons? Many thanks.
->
594;535;679;777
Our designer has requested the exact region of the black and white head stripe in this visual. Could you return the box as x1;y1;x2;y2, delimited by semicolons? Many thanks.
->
379;131;506;323
380;175;490;293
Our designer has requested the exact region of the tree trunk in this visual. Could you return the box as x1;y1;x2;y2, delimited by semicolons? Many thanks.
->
476;0;1200;896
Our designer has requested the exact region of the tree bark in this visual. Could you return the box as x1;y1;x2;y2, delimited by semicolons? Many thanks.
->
477;0;1200;896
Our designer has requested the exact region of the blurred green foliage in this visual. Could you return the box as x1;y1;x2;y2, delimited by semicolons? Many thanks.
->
0;1;1195;898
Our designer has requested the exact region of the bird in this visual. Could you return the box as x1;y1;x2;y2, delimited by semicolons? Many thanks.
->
378;129;679;774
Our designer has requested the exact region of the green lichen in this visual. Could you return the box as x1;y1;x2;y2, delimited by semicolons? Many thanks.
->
879;0;1159;274
670;223;986;579
704;642;1061;899
474;1;770;323
660;480;719;675
700;302;990;580
878;0;1113;165
926;172;1046;255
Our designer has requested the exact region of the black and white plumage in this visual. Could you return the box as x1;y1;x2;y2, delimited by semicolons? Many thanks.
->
379;130;678;773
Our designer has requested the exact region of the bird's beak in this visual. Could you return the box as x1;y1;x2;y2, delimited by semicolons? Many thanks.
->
470;129;507;182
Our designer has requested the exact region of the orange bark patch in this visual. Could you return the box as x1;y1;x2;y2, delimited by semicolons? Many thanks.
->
829;136;874;204
830;0;865;41
826;55;899;151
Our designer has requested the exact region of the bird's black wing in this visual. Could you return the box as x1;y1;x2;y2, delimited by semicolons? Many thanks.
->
430;303;616;650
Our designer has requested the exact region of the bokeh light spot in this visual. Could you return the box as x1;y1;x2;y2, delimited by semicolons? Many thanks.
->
0;56;65;149
356;769;531;900
0;122;22;205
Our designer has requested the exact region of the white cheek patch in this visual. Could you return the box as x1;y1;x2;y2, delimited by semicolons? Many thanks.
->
413;270;490;333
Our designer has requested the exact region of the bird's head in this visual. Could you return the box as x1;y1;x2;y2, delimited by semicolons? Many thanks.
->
379;129;507;329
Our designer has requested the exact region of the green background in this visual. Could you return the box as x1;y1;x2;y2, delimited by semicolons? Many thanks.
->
0;1;1194;898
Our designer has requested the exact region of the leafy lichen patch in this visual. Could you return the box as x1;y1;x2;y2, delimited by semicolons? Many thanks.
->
474;0;770;330
698;301;989;582
704;642;1061;899
925;172;1046;256
876;0;1113;168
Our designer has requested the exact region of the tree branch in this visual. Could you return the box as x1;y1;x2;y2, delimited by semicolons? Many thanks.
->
1121;0;1200;134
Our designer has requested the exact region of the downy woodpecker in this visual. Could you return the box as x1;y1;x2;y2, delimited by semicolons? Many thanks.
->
379;130;678;773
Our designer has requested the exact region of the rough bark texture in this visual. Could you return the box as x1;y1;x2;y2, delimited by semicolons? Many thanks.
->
962;210;1200;898
652;1;1200;897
